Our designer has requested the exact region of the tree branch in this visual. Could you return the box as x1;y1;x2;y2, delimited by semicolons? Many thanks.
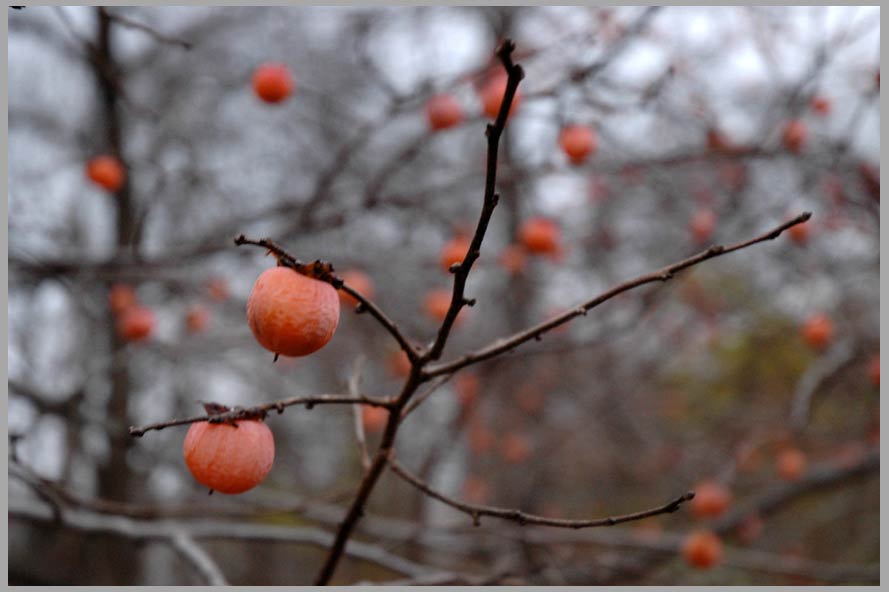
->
426;212;812;377
101;7;192;49
169;531;228;585
8;498;443;580
389;458;694;529
348;357;372;473
129;393;392;437
423;39;524;363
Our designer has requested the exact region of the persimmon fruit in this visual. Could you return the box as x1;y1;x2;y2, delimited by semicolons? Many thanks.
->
463;475;490;504
426;94;464;130
454;372;480;410
810;96;831;116
480;72;521;119
440;235;471;272
736;513;764;544
776;448;807;481
518;217;561;256
690;480;732;519
86;155;126;192
206;277;229;302
682;530;723;569
246;267;340;357
782;120;807;154
788;219;810;245
387;349;412;378
183;419;274;494
500;431;532;464
362;406;388;434
689;209;717;244
253;63;294;103
117;306;155;342
108;283;137;316
424;289;467;325
185;305;210;334
468;421;494;454
868;354;879;388
559;125;597;164
801;313;834;351
498;244;527;275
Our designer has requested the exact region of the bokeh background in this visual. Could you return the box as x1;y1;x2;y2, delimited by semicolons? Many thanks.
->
8;5;880;585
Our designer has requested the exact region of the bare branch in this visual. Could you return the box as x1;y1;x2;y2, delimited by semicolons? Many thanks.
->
389;458;694;529
349;357;372;473
426;212;812;377
129;393;392;437
789;339;857;431
8;498;442;579
424;39;525;363
714;448;879;533
169;532;228;585
102;8;193;50
400;372;454;420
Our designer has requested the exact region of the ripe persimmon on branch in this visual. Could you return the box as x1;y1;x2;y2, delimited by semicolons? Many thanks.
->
128;39;816;587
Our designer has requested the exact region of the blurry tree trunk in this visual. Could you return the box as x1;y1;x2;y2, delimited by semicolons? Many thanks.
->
92;7;139;583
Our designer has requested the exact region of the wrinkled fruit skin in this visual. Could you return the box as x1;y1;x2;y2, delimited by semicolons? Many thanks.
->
253;63;294;103
247;267;340;357
183;420;274;494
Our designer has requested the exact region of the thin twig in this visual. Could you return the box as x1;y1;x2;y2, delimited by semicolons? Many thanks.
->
129;393;392;437
349;356;372;473
400;372;454;420
423;40;525;363
788;339;856;431
169;531;228;585
389;459;693;529
426;212;812;377
233;234;419;362
102;8;192;50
